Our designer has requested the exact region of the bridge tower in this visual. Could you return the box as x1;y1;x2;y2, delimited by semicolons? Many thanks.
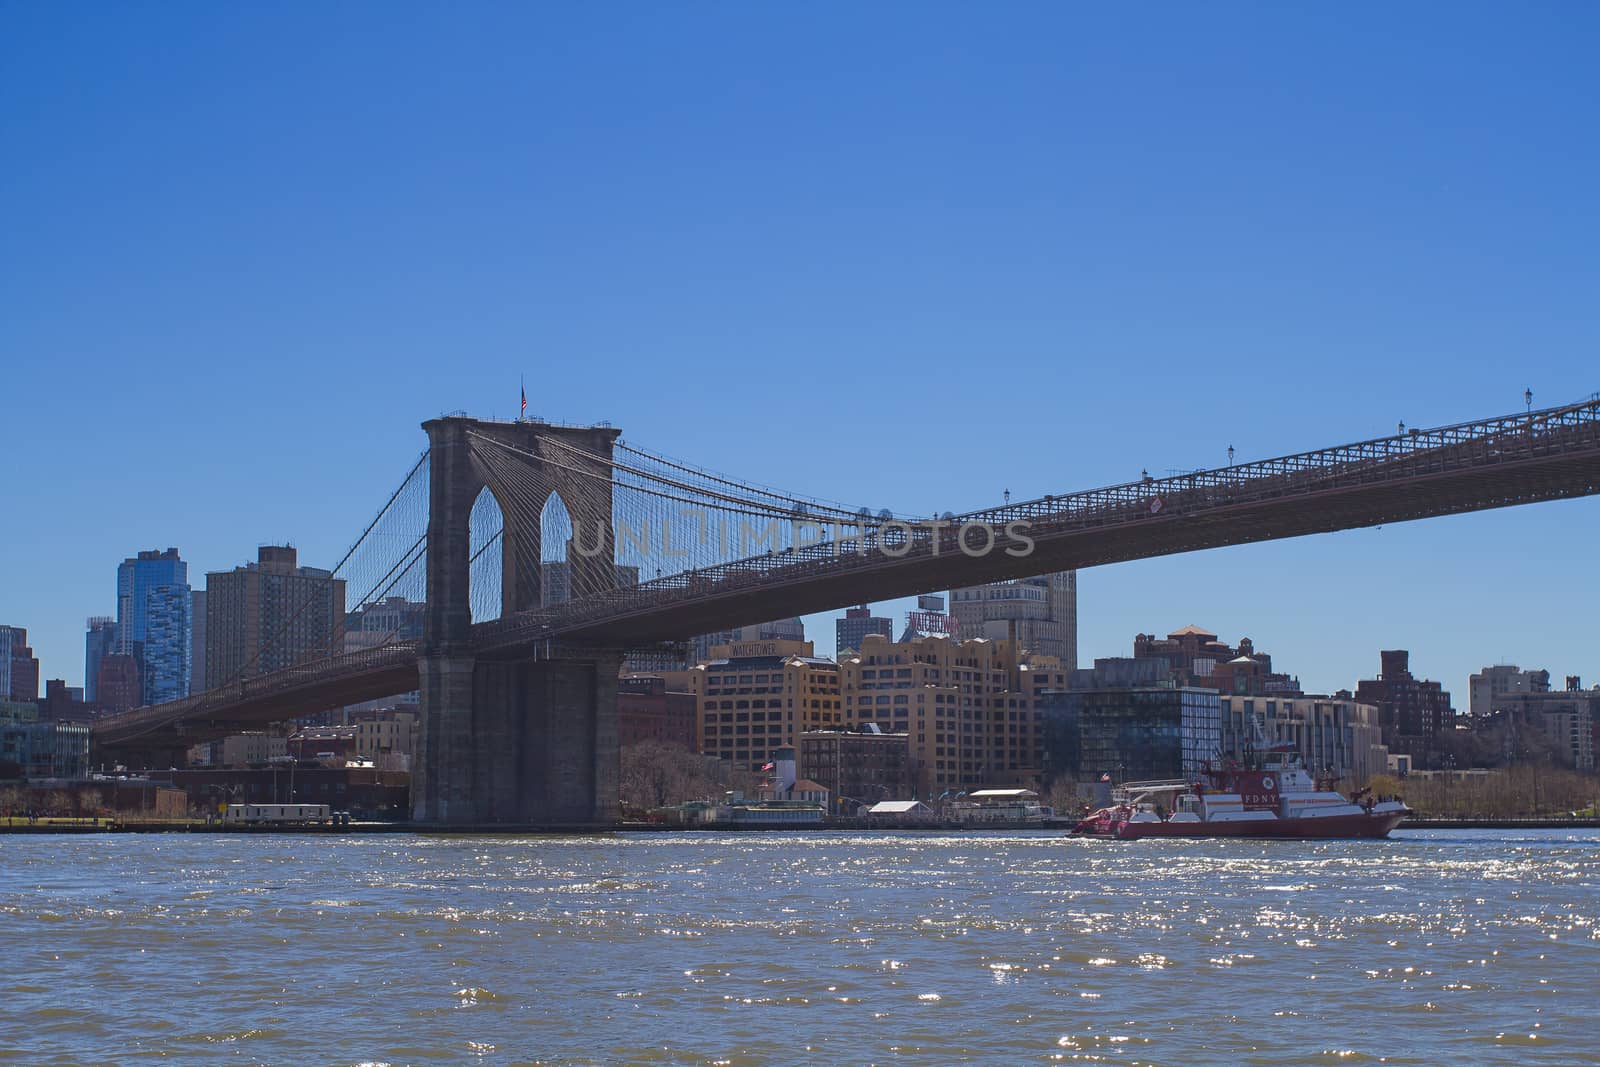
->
414;416;623;826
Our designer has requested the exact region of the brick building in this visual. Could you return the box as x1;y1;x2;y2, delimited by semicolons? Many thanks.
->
38;679;94;723
1354;650;1455;770
1129;625;1300;694
289;726;358;762
800;726;912;808
837;633;1067;797
0;626;40;703
205;546;346;686
95;654;142;713
617;675;696;749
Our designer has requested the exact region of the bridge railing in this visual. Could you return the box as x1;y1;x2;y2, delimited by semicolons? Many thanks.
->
477;396;1600;644
967;397;1600;528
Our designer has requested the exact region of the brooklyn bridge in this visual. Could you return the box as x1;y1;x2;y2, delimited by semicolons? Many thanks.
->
92;398;1600;825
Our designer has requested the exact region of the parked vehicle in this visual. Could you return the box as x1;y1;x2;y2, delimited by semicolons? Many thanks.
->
222;803;331;824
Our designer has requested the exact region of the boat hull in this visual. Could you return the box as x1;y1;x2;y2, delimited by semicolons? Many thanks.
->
1076;810;1407;840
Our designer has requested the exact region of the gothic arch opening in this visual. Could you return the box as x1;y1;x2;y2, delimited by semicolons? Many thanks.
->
539;492;574;608
468;485;505;623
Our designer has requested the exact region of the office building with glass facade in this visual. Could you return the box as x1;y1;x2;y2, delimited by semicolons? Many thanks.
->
1039;686;1221;783
142;585;192;704
84;617;116;704
116;548;192;704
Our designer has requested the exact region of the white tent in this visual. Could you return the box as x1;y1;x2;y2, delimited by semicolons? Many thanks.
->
867;800;932;815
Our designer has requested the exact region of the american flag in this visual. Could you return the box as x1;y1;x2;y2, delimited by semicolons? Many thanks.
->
520;383;527;418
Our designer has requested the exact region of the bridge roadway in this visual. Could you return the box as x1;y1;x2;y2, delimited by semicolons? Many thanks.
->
94;398;1600;754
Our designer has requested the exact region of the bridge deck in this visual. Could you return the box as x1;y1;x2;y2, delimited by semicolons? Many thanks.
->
95;399;1600;751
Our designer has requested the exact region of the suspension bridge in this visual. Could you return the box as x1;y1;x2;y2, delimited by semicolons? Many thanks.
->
92;397;1600;825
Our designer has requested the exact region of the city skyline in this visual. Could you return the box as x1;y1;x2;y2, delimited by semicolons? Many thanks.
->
4;4;1597;706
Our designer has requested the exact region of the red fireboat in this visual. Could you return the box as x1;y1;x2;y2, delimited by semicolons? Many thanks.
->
1072;744;1409;840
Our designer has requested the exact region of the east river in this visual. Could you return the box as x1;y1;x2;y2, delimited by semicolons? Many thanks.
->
1;829;1596;1066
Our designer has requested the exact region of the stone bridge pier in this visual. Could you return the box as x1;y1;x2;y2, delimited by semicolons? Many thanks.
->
413;416;623;826
413;650;622;825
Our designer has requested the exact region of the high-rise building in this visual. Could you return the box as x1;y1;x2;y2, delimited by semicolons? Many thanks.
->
190;591;207;694
84;617;116;704
115;548;192;704
205;546;347;685
837;633;1068;796
143;585;192;704
836;605;893;655
949;571;1077;670
1354;650;1456;770
96;654;141;713
0;626;41;703
684;638;841;771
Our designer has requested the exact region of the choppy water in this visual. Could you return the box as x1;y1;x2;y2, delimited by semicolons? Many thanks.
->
1;829;1596;1065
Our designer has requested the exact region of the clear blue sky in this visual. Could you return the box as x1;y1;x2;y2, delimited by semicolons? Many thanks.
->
3;3;1597;701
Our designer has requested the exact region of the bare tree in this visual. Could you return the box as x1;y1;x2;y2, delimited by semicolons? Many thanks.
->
43;790;73;818
75;789;100;819
1365;767;1598;818
620;741;729;810
1045;776;1083;816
